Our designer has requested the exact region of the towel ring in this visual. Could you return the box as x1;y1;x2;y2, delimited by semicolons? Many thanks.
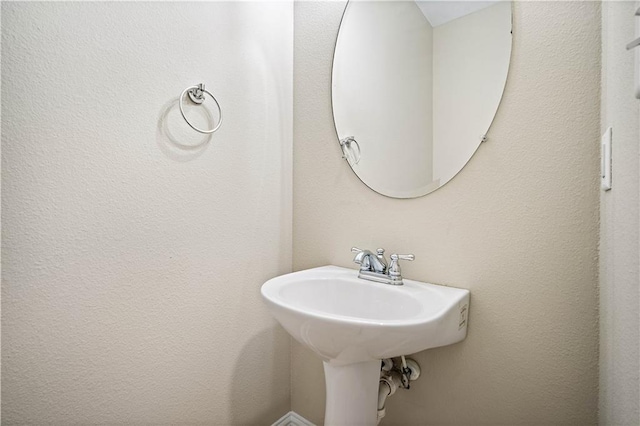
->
340;136;361;165
179;83;223;134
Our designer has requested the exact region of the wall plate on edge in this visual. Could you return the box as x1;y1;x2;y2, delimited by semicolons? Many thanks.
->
601;127;612;191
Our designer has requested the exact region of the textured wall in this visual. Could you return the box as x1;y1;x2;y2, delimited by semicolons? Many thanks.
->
1;2;292;424
599;1;640;424
293;2;600;425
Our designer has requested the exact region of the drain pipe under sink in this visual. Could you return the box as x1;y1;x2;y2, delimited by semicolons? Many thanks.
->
377;370;401;424
377;357;422;425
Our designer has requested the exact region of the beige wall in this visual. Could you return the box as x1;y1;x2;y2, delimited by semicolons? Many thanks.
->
1;2;292;424
599;1;640;424
293;1;600;424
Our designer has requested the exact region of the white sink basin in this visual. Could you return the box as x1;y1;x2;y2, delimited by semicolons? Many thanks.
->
262;265;469;425
261;265;469;365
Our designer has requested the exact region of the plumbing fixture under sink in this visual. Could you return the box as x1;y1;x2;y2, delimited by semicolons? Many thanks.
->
261;264;469;425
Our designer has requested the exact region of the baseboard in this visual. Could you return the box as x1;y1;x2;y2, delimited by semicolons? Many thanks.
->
272;411;316;426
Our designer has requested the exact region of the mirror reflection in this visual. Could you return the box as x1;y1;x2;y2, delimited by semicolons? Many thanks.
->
332;1;512;198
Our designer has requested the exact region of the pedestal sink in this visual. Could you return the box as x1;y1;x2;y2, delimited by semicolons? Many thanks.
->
261;266;469;425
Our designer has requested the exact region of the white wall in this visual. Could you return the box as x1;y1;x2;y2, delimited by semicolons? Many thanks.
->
599;1;640;424
1;2;292;424
293;2;600;424
432;2;512;184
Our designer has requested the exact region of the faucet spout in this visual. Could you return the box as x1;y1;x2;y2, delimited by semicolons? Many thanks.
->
351;247;386;274
353;250;367;264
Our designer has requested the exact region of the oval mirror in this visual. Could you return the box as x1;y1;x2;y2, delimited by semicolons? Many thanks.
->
332;1;512;198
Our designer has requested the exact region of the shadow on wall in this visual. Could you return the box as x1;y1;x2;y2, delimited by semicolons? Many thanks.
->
156;96;218;162
229;326;290;425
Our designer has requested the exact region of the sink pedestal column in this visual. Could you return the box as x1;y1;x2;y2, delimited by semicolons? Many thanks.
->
323;359;381;426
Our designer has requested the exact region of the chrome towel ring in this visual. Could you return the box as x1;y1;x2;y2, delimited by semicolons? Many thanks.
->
179;83;223;134
340;136;361;165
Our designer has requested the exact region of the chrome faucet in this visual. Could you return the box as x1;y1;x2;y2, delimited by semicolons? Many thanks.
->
351;247;414;285
352;247;387;273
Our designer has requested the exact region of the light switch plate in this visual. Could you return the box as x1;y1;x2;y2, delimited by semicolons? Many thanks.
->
601;127;612;191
